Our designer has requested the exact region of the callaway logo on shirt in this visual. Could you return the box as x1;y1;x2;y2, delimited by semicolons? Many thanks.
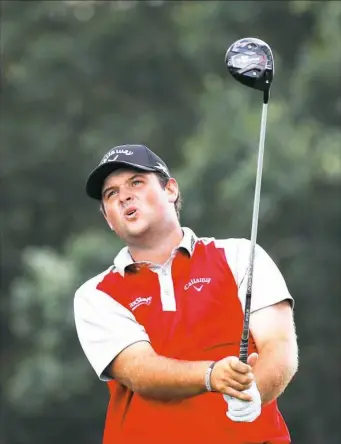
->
184;277;211;292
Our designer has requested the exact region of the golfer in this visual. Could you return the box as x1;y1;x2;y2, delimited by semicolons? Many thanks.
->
74;144;298;444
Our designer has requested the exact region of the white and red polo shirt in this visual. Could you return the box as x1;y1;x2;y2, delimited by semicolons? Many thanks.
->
74;227;293;444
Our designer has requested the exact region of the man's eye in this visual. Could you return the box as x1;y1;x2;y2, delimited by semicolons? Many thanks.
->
132;180;142;186
107;190;118;198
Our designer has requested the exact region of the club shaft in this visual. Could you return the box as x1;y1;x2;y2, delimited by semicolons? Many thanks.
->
239;98;268;363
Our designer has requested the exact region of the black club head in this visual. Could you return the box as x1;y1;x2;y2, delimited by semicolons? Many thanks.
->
225;37;274;92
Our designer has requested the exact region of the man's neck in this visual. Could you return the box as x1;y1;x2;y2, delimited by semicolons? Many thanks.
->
128;225;183;266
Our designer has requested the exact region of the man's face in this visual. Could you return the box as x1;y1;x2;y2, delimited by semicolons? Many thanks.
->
101;169;179;242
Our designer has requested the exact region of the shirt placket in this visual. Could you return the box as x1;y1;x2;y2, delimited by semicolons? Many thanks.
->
152;258;177;312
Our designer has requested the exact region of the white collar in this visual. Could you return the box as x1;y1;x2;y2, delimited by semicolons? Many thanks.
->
113;227;197;276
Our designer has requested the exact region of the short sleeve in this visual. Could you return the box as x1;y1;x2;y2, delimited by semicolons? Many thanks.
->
217;238;294;312
74;270;150;381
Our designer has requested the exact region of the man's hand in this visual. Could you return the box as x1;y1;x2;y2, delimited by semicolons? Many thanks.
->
224;381;261;422
223;353;262;422
210;354;255;401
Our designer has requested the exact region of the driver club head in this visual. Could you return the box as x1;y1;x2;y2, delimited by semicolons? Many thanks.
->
225;37;274;92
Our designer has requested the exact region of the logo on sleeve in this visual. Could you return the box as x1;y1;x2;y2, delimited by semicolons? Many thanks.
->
129;296;152;311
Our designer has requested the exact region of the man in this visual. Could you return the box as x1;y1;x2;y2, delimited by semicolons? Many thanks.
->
74;144;298;444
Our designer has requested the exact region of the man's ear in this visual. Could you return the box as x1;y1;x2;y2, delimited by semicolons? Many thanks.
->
166;178;179;203
105;216;114;230
105;219;114;230
100;203;113;230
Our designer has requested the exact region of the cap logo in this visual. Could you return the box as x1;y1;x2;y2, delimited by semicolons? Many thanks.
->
100;148;134;165
155;162;169;175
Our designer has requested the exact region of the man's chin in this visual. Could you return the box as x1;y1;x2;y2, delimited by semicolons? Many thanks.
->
124;223;150;238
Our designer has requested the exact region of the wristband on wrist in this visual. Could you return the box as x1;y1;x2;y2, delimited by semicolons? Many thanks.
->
205;362;217;392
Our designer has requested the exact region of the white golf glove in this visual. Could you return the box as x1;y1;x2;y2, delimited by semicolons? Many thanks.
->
223;381;261;422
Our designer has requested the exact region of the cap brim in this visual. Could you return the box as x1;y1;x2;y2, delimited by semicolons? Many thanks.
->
85;161;158;200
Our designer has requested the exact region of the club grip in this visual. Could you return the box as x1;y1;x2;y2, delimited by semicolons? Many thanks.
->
239;338;249;364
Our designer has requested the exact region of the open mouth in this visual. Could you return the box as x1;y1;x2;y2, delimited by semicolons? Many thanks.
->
124;207;138;219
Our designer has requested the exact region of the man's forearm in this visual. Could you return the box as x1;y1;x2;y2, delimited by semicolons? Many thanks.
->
253;338;298;405
109;342;256;402
111;346;212;401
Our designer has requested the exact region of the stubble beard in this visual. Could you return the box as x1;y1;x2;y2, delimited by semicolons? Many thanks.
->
123;214;171;248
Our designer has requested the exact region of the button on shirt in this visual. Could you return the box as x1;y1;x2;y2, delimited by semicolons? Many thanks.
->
74;227;293;444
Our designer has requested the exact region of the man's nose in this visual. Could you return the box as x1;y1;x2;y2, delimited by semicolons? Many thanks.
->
119;187;133;202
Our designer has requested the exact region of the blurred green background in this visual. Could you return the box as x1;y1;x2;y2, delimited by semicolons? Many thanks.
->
1;1;340;443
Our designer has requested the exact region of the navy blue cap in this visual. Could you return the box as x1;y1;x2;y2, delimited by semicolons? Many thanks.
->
86;144;171;200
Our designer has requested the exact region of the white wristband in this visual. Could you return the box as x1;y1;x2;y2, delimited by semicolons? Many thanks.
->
205;362;216;392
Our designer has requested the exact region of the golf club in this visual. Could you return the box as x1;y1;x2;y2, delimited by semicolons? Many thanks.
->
225;37;275;363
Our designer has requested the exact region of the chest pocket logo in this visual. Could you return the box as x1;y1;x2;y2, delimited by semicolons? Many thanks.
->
129;296;152;311
184;278;211;292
